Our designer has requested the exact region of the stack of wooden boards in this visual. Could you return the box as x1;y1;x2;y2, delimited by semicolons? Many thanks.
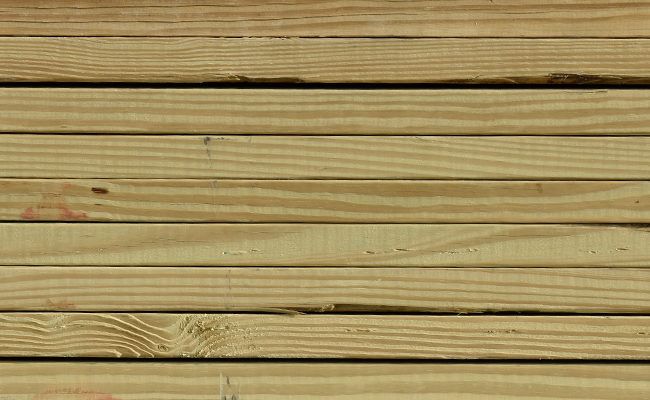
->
1;1;650;399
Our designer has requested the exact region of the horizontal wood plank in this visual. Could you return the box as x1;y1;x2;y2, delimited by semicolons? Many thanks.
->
2;37;650;84
1;1;649;37
0;313;648;359
3;179;650;223
1;88;649;135
3;362;649;399
1;223;649;267
2;266;648;313
3;135;650;179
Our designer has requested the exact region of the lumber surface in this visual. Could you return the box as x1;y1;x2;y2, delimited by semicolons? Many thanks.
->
2;362;649;400
2;88;649;135
2;266;648;313
1;223;649;267
4;179;650;223
2;37;650;84
1;1;649;37
0;313;648;359
4;135;650;180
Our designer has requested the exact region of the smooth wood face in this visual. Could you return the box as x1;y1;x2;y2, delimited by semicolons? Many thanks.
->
1;313;648;359
2;88;649;135
1;223;649;267
2;266;648;313
2;37;650;84
1;1;649;37
4;135;650;180
3;179;650;223
3;362;649;400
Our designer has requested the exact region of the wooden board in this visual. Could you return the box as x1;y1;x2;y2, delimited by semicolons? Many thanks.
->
4;135;650;180
0;313;648;359
2;266;648;313
4;179;650;223
1;1;649;37
2;37;650;84
2;88;649;135
1;223;649;267
2;362;649;400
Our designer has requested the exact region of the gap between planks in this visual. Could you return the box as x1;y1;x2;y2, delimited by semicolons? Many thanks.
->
2;362;649;399
1;88;650;134
1;223;649;267
1;266;648;313
0;313;648;359
0;1;649;37
1;37;650;84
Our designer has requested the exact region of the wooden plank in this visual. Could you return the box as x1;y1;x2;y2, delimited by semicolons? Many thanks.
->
2;362;649;400
0;1;649;37
1;88;649;135
1;223;649;267
2;266;649;313
4;179;650;223
2;37;650;84
3;134;650;180
0;313;648;359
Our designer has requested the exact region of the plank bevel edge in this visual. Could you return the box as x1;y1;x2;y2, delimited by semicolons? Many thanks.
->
3;135;650;179
2;363;649;400
2;37;650;84
2;266;648;313
1;1;650;37
4;179;650;223
2;88;650;135
0;313;648;359
2;223;650;267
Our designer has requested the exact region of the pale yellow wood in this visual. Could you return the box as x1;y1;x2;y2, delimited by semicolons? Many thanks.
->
2;88;649;135
0;313;648;359
2;362;649;400
2;37;650;84
4;135;650;179
2;266;648;313
3;179;650;223
0;1;649;37
0;223;649;267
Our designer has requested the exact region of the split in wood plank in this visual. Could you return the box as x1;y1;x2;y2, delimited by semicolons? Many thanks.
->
2;88;649;135
3;135;650;180
2;37;650;84
0;1;649;37
1;223;649;267
2;266;649;313
0;313;648;359
3;362;649;400
3;179;650;223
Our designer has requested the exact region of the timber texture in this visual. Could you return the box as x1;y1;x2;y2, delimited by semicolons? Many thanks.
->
1;1;649;398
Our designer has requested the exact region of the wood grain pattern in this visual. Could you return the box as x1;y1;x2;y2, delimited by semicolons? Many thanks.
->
2;266;649;313
3;362;649;400
4;135;650;180
1;223;649;267
4;179;650;223
2;37;650;84
2;88;649;135
0;313;648;359
1;1;649;37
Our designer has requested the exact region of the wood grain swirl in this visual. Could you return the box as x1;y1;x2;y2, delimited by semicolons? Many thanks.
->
1;88;649;135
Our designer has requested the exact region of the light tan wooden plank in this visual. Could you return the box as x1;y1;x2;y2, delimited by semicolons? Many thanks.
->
1;88;649;135
4;179;650;223
1;1;649;37
1;223;649;267
0;313;648;359
2;37;650;84
2;266;649;313
3;134;650;179
3;362;649;400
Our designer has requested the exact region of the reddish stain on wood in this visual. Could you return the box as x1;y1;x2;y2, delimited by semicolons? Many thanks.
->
20;183;89;220
33;388;121;400
45;298;77;310
20;207;38;220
